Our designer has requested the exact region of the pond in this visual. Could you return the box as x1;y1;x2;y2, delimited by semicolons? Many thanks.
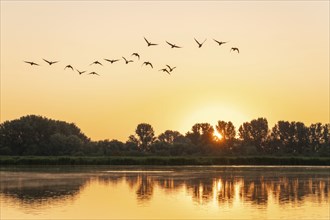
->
0;166;329;219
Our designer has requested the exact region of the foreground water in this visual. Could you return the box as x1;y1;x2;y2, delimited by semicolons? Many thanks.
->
0;166;329;219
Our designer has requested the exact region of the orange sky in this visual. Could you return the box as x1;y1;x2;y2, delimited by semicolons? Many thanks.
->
1;1;329;141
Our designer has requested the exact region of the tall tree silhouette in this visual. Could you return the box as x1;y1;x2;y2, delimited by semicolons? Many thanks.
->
308;123;329;153
216;121;236;143
239;118;268;152
271;121;309;154
186;123;214;152
158;130;185;144
132;123;156;151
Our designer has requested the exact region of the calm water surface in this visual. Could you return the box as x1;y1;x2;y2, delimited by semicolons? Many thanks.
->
0;166;329;219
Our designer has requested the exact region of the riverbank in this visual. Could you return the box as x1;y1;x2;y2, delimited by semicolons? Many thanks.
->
0;156;329;165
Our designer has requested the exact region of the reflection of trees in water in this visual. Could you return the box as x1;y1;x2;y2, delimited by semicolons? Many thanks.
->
136;175;154;203
125;174;140;190
157;177;184;193
268;176;328;205
214;177;236;204
96;173;155;203
0;173;89;206
185;178;215;204
192;175;328;206
1;170;328;207
97;175;123;185
121;173;329;206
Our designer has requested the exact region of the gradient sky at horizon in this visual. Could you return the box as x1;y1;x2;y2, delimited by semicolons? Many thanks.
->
1;1;329;141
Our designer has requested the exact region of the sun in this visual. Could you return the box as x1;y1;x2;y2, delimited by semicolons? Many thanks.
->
179;102;249;138
213;130;223;141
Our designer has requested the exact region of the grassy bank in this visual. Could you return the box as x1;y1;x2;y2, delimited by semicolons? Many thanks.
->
0;156;329;166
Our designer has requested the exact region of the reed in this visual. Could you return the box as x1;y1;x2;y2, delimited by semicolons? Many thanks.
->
0;156;329;166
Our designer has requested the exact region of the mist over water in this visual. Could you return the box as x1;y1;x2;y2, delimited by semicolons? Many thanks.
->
1;166;329;219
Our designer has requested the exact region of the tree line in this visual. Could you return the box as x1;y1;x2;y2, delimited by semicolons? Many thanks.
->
0;115;329;157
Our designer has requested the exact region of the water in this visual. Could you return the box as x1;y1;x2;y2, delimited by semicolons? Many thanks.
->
1;166;329;219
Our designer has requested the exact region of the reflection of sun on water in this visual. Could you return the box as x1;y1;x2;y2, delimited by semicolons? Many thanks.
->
217;180;222;191
234;180;243;205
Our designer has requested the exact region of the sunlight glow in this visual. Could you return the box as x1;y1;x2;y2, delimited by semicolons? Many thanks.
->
213;130;223;141
1;1;329;141
217;180;222;191
180;103;249;138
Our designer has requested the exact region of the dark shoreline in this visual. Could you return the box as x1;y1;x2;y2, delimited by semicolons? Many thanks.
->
0;156;329;166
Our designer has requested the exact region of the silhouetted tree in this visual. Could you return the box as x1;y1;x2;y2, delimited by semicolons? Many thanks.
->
149;141;170;156
293;122;309;154
238;118;268;152
130;123;156;152
269;121;291;153
309;123;326;152
318;123;330;156
186;123;214;153
158;130;185;144
128;135;139;145
216;121;236;146
94;139;126;156
0;115;89;155
323;124;330;144
270;121;309;154
48;133;83;156
125;136;140;155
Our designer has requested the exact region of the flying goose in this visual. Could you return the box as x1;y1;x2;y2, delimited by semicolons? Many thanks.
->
166;41;182;48
194;38;207;48
144;37;158;46
122;57;134;64
104;59;120;64
166;65;176;72
213;39;228;46
24;61;39;66
43;59;59;65
230;47;239;53
88;72;100;76
64;65;74;70
76;69;86;75
142;61;153;68
131;53;140;60
90;61;103;66
159;68;170;75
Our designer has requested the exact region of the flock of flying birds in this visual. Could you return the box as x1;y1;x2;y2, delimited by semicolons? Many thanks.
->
24;37;239;76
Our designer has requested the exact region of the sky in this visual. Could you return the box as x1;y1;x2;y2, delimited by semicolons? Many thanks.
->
1;1;329;141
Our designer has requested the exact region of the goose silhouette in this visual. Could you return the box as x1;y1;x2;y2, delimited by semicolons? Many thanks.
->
64;65;74;70
194;38;207;48
214;39;228;46
166;41;182;48
159;68;170;75
104;59;120;64
90;61;103;66
43;59;59;65
131;53;140;60
122;57;134;64
144;37;158;46
142;61;153;68
76;69;86;75
88;72;100;76
166;65;176;72
230;47;239;53
24;61;39;66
